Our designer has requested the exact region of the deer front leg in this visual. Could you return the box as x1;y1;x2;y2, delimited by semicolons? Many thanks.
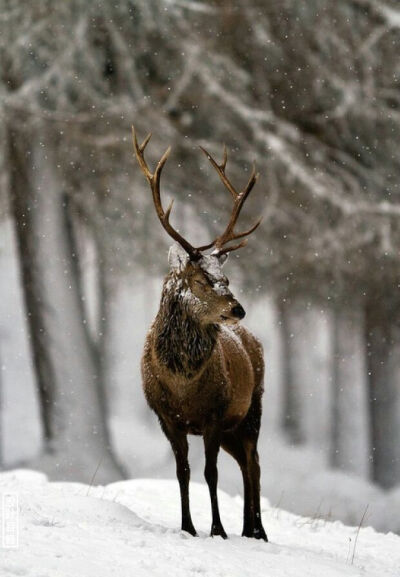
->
203;425;227;539
160;419;197;536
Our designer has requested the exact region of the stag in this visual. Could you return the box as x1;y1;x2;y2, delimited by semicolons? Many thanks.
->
132;127;267;541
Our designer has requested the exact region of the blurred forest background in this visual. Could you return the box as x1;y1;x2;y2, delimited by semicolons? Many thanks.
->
1;0;400;533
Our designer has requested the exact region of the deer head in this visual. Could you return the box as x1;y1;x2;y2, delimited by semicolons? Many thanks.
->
132;126;261;324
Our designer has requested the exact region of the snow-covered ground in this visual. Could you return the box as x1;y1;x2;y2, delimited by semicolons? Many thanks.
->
0;470;399;577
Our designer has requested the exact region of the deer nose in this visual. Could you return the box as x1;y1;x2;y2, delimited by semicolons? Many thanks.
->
231;304;246;319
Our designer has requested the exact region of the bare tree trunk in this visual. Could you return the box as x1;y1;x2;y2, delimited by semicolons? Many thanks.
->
331;305;369;478
277;298;306;445
7;126;125;483
94;230;121;426
0;341;3;467
365;300;400;489
277;298;332;448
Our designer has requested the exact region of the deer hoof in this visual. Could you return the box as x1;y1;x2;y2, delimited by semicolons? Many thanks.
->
242;527;268;541
254;527;268;542
182;524;197;537
211;525;228;539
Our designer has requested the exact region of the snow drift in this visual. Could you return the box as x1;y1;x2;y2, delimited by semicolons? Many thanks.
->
0;470;399;577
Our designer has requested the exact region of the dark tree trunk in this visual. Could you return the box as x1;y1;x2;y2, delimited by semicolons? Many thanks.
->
93;228;121;431
331;305;369;477
7;126;125;483
365;298;400;489
0;343;3;467
277;298;305;445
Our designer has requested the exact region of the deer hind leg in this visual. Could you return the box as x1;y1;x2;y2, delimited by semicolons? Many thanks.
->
246;440;267;541
222;395;268;541
159;418;197;536
203;424;228;539
221;432;255;537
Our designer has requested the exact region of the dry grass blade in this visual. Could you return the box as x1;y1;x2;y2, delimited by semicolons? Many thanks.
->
351;504;369;565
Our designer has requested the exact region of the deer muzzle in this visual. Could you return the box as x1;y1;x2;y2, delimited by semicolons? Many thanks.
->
231;303;246;320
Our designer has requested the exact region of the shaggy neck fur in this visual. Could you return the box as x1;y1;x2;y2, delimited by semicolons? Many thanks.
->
154;276;219;378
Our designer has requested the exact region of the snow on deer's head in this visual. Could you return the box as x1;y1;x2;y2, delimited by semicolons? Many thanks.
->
132;126;261;325
166;244;245;324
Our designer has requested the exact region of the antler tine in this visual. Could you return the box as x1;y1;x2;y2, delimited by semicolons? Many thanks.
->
132;126;201;260
153;146;172;189
200;144;261;255
221;144;228;170
139;132;152;152
214;212;262;256
217;238;249;256
214;215;262;256
226;217;262;243
224;167;259;232
132;126;152;180
242;162;259;199
200;146;237;199
217;171;261;253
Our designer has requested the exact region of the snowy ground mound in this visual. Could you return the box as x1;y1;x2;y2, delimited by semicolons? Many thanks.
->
0;471;399;577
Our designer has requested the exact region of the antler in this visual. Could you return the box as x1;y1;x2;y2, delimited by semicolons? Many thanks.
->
132;126;261;260
132;126;212;261
199;146;262;256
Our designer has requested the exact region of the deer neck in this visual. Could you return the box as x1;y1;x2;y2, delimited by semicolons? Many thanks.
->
154;281;219;379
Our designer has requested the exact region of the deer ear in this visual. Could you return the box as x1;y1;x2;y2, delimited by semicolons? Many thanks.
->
218;253;229;266
168;244;189;272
